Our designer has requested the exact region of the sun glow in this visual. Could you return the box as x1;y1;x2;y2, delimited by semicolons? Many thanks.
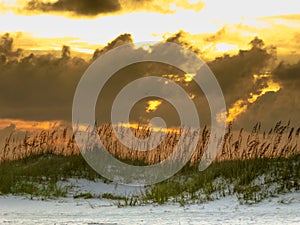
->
226;100;248;123
116;122;182;134
215;43;239;53
248;80;281;103
184;73;196;82
0;118;62;131
1;0;299;58
226;77;281;122
146;100;162;113
0;0;299;131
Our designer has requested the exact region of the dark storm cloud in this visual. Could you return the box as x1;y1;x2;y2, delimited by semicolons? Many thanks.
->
92;36;278;128
236;88;300;129
208;37;274;105
0;32;299;129
0;33;137;122
169;36;274;108
273;61;300;87
164;34;299;128
22;0;203;17
0;51;88;121
232;56;300;129
0;34;88;121
25;0;121;16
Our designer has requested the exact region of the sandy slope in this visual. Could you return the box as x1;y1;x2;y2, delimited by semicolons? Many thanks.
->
0;192;299;225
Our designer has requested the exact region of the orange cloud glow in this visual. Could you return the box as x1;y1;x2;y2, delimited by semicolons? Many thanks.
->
226;100;248;123
146;100;162;113
226;76;281;122
0;118;62;131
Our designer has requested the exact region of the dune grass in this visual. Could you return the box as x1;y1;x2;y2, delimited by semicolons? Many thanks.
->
1;121;299;165
140;154;300;206
0;154;106;198
0;153;298;205
0;121;299;203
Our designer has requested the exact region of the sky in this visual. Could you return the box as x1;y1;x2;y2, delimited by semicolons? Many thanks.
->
0;0;299;135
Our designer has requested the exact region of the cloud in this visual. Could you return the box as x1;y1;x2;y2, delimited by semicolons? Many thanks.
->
0;33;13;54
0;33;89;121
120;0;204;14
165;30;202;55
166;36;276;110
262;14;300;22
0;32;299;130
20;0;204;17
25;0;121;16
0;33;137;125
208;38;274;102
233;59;300;129
92;36;281;128
236;88;300;129
0;33;22;61
273;61;300;87
205;27;227;42
92;33;133;60
164;33;296;128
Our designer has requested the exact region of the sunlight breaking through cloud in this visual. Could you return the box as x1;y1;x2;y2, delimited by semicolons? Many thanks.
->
226;74;281;122
146;100;162;113
184;73;196;82
226;100;248;123
248;80;281;103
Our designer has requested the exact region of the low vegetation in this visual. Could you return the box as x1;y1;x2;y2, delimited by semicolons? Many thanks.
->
1;121;299;164
0;154;106;198
0;153;298;205
0;121;299;205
